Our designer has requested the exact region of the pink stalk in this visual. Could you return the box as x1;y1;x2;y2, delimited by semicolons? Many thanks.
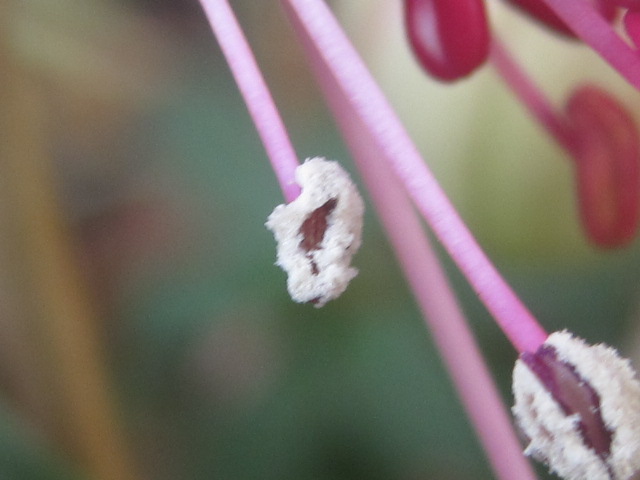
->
281;0;548;353
536;0;640;91
489;38;574;152
314;51;537;479
354;126;538;480
197;0;301;202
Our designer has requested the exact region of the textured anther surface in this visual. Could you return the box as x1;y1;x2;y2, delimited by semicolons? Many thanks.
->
266;157;364;307
513;330;640;480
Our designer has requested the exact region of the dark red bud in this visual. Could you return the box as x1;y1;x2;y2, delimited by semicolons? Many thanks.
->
521;345;613;466
502;0;617;37
565;85;640;247
404;0;490;82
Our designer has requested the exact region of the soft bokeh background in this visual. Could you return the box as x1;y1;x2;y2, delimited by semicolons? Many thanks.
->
1;1;640;479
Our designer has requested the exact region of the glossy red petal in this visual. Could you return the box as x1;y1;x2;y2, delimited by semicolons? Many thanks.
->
404;0;490;82
566;85;640;247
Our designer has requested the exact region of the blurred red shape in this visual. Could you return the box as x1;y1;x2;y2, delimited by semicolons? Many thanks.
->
566;85;640;247
404;0;490;81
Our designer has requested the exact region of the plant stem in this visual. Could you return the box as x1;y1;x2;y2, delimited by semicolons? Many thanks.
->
321;68;538;480
489;38;574;152
198;0;301;202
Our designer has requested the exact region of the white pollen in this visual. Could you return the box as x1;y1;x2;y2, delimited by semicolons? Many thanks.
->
266;157;364;307
512;330;640;480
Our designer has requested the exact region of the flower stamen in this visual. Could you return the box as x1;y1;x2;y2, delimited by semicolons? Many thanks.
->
490;40;640;247
565;85;640;247
197;0;301;202
513;330;640;480
403;0;490;81
521;345;613;465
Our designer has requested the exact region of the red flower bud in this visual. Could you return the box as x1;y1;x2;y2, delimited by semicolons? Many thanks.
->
404;0;490;82
565;85;640;247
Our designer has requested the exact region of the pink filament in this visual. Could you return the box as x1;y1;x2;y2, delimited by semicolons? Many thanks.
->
197;0;301;202
490;39;573;150
345;109;539;480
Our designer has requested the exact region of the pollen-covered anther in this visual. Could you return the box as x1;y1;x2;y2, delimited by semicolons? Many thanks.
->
266;157;364;308
512;330;640;480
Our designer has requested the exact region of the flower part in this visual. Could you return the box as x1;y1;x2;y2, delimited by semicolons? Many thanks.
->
198;0;301;202
403;0;490;81
532;0;640;91
266;157;364;307
565;85;640;247
513;330;640;480
490;37;640;248
623;10;640;49
502;0;616;36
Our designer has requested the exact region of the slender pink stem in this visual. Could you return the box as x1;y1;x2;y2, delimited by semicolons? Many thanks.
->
322;70;537;479
537;0;640;91
281;0;548;353
360;135;537;480
198;0;301;202
489;38;575;152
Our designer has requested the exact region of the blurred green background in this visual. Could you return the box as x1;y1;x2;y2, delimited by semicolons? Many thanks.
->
1;1;640;479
